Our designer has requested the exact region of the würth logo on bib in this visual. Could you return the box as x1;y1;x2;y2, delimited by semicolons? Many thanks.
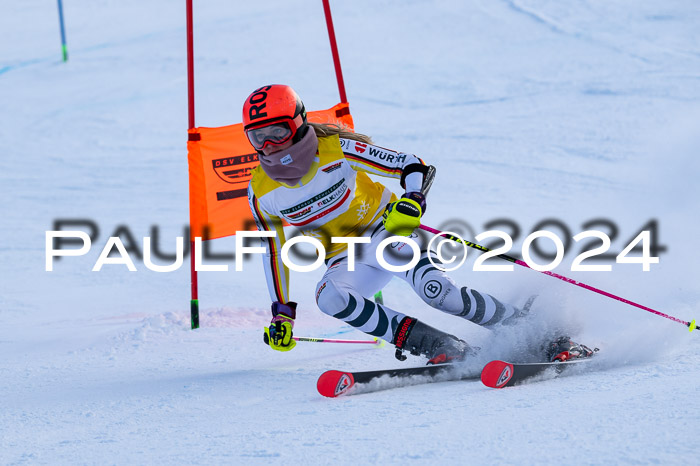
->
354;142;367;154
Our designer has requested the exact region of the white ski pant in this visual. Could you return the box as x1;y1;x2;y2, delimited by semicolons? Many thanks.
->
314;221;521;343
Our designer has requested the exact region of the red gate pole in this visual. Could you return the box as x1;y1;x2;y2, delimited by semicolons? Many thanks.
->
186;0;199;329
321;0;347;103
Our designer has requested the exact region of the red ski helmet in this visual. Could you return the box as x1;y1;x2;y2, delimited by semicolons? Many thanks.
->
242;85;308;152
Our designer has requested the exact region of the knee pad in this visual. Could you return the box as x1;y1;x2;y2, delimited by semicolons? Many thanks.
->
415;271;462;313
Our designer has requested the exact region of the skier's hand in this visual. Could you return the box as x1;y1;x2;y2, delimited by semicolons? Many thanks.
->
382;193;425;236
263;301;297;352
402;192;427;214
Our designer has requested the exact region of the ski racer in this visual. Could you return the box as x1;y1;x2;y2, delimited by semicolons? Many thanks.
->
244;84;531;363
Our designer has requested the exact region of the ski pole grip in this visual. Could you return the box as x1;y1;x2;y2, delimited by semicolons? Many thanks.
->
420;165;436;197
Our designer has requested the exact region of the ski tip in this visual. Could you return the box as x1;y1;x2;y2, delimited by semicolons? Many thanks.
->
481;360;514;389
317;370;355;398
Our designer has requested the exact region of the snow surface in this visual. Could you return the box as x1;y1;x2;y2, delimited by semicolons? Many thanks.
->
2;0;699;463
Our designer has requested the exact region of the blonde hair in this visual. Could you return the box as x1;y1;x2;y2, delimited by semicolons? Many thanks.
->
309;122;373;144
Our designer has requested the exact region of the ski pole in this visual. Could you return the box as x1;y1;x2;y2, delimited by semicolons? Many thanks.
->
294;336;385;346
419;224;697;333
57;0;68;62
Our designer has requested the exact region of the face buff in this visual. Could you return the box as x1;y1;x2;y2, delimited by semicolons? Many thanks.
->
257;127;318;186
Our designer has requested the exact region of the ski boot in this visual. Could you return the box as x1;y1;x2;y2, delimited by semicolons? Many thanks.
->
392;316;476;364
545;336;597;362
